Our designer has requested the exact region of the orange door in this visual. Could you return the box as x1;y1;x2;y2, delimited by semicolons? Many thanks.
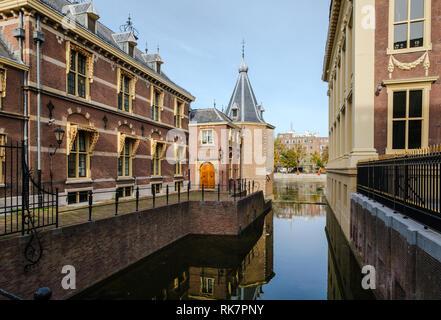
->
200;163;215;189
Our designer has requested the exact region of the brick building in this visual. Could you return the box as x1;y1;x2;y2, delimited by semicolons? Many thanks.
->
323;0;441;239
189;108;242;190
277;130;328;172
0;0;194;205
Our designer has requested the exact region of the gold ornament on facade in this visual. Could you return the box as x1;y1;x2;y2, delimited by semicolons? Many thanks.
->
388;51;430;79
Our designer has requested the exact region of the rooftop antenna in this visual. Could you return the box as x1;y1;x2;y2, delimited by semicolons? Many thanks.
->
120;13;139;39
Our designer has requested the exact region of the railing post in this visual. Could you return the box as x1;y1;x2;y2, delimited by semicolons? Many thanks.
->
136;186;139;212
188;181;190;201
202;184;205;202
233;181;236;202
218;184;220;202
88;190;93;222
166;185;169;205
115;191;119;216
252;180;255;193
178;183;181;203
55;188;59;228
228;179;231;195
153;187;156;208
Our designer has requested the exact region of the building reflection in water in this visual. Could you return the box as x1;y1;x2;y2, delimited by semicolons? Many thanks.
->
73;213;274;300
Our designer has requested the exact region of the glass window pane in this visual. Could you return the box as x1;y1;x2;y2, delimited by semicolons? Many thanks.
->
125;157;130;176
118;93;123;110
124;95;130;112
408;120;422;149
411;0;424;20
79;154;86;177
78;132;86;152
409;90;423;117
68;193;77;204
78;54;86;75
78;76;86;98
70;51;76;71
125;141;130;156
410;21;424;48
394;23;408;49
68;154;76;178
79;191;88;203
393;120;406;149
124;77;130;94
68;72;76;95
395;0;408;21
118;157;123;176
393;91;407;118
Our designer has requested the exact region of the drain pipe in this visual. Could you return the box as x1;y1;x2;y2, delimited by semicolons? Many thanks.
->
33;14;45;176
14;11;28;164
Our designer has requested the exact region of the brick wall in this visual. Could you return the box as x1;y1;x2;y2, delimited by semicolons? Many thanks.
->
0;191;268;300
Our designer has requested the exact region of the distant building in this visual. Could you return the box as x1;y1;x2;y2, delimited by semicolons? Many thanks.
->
277;130;328;172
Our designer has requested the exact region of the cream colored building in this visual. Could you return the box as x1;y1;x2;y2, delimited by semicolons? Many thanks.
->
323;0;378;239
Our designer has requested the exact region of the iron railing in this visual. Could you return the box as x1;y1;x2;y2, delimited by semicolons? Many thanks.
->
357;147;441;232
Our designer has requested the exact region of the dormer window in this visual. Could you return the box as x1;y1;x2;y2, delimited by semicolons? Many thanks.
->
128;43;135;57
87;14;97;33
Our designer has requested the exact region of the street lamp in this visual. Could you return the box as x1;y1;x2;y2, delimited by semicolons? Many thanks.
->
49;126;65;191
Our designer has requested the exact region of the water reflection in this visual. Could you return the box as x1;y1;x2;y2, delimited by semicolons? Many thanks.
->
73;213;274;300
74;180;375;300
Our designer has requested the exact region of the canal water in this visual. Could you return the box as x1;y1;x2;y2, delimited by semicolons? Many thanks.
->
74;179;374;300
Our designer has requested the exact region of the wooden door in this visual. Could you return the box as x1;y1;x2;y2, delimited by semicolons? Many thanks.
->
200;163;215;189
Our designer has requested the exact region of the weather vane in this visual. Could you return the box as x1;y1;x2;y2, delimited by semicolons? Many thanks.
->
120;13;139;39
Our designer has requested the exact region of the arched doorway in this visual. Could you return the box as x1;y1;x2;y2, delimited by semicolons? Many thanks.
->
200;162;215;189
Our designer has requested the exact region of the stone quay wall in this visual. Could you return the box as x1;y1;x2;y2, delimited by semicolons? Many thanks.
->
0;191;270;300
351;193;441;300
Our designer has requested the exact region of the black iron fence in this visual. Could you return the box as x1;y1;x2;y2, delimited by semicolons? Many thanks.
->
357;147;441;232
0;142;58;237
1;176;260;236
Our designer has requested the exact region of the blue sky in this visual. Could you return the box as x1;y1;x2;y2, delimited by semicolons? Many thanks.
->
93;0;331;136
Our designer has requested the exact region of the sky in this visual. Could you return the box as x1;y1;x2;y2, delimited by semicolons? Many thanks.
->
93;0;331;136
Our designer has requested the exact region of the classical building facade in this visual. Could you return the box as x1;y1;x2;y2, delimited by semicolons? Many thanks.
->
225;57;275;197
0;0;194;205
277;130;328;172
323;0;440;239
189;108;242;190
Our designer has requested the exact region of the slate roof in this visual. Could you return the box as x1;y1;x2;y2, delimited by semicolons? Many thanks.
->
190;108;236;126
225;58;268;125
38;0;193;97
0;32;21;63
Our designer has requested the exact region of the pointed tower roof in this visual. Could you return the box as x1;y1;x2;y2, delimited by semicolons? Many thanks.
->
225;56;268;124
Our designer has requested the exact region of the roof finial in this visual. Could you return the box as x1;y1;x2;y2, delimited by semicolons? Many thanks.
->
145;41;148;54
214;99;216;109
241;39;245;59
120;13;139;39
157;44;160;53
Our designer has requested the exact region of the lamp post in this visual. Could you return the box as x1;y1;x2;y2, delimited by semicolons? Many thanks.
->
49;127;65;191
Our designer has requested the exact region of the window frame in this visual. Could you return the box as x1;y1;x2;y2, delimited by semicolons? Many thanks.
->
388;0;432;54
386;81;431;153
201;129;214;145
67;49;89;99
200;277;215;296
118;74;132;113
151;86;163;122
67;131;90;180
152;142;164;177
118;139;133;177
174;98;184;128
174;146;184;176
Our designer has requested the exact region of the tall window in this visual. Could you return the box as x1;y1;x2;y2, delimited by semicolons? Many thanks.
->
118;75;131;112
201;130;213;145
393;0;426;50
152;143;163;176
175;146;183;175
175;101;183;128
68;131;89;179
392;89;423;150
152;90;161;121
201;277;214;295
67;50;87;98
118;140;132;177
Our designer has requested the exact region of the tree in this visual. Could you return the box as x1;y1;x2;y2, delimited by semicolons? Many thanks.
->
274;138;286;169
279;144;306;171
321;146;329;167
311;151;323;169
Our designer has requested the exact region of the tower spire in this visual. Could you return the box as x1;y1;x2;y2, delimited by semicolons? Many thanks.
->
241;39;245;59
